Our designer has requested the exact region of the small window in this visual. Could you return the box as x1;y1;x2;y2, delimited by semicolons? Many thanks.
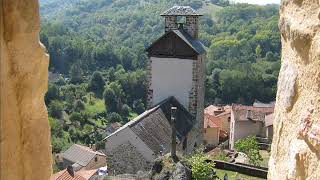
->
95;157;98;162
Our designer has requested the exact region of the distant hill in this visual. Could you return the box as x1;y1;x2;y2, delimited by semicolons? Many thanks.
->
40;0;281;104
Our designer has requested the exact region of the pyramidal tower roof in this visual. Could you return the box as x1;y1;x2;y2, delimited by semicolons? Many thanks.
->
161;5;202;16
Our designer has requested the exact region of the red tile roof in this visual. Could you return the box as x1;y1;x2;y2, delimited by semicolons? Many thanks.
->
231;104;274;122
51;169;98;180
204;115;220;128
232;104;274;114
204;105;231;129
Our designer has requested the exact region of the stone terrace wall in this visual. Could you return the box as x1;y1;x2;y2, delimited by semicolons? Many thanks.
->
0;0;52;179
268;0;320;179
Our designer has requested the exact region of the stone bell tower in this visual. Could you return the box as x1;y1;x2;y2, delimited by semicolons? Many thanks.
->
163;5;201;38
146;6;206;140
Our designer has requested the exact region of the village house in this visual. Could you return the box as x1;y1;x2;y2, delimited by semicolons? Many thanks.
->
229;104;274;150
105;97;196;174
52;144;108;180
104;5;206;175
51;166;99;180
62;144;107;171
203;105;231;146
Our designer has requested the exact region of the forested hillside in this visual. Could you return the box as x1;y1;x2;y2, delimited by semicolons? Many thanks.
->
40;0;280;169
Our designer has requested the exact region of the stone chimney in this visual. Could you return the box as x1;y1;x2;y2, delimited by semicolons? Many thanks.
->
67;165;75;177
161;5;202;38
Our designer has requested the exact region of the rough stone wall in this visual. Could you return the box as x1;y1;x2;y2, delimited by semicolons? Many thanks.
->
196;54;206;144
146;57;153;108
185;16;199;38
165;16;178;32
84;155;107;170
268;1;320;179
0;0;52;180
106;142;151;175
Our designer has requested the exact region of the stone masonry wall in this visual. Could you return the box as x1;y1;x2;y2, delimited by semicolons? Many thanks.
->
106;142;151;175
185;16;199;38
146;56;153;108
0;0;52;180
268;1;320;179
165;16;178;32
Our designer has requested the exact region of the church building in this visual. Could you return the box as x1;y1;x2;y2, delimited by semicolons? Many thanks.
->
104;6;206;175
146;5;206;136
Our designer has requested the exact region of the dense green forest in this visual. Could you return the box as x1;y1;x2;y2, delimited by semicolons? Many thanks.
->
40;0;280;168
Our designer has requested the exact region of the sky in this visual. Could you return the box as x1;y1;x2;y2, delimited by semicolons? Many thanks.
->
232;0;280;5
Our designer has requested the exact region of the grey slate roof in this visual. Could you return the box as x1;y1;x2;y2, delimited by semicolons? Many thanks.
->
63;144;105;167
146;29;206;55
161;6;202;16
172;29;206;54
129;97;195;154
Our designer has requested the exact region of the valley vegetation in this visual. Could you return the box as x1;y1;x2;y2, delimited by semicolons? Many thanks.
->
40;0;280;169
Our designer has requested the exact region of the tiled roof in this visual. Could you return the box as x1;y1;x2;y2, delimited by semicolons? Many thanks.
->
205;105;230;116
204;115;220;128
232;104;274;114
51;169;97;180
129;97;195;154
231;104;274;122
161;6;202;16
63;144;105;167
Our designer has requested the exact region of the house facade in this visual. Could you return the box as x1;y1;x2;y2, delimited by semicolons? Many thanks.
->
203;105;231;145
229;104;274;150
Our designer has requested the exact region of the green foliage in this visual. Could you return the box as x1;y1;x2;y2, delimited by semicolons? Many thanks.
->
204;4;280;105
48;100;64;118
103;87;118;113
49;117;63;137
210;152;229;161
88;71;105;98
109;112;122;123
235;136;263;166
69;63;83;84
73;99;86;112
187;148;215;180
84;98;106;117
45;83;60;104
41;1;281;154
69;112;81;122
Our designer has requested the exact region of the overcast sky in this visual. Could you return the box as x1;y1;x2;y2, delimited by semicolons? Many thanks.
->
232;0;280;5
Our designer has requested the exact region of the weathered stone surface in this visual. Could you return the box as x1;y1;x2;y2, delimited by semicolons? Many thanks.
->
268;1;320;179
106;142;151;175
0;0;52;180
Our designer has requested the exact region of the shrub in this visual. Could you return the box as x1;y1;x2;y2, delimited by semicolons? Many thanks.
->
235;136;263;166
187;147;215;180
48;100;64;118
73;99;85;112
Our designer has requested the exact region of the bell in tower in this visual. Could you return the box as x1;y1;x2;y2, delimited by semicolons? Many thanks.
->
161;5;202;38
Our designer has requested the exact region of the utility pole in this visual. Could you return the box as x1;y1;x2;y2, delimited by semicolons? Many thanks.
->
171;106;177;160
